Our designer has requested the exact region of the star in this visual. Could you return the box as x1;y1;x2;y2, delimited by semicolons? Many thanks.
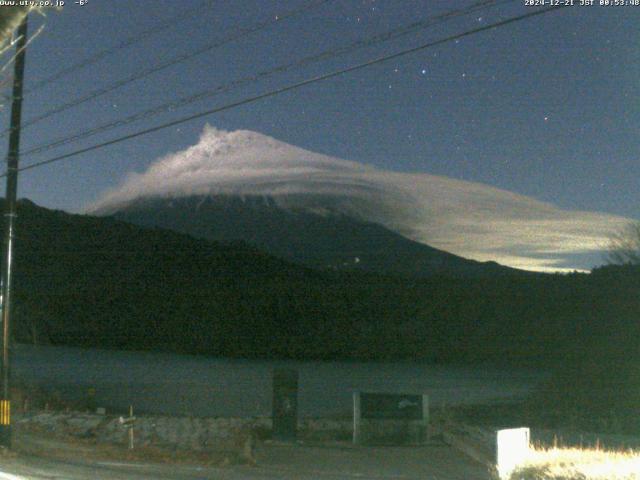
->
421;69;427;75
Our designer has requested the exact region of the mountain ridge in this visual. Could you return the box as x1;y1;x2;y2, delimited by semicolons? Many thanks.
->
3;197;640;372
106;193;527;278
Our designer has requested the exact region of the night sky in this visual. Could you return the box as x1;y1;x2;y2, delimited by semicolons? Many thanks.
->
0;0;638;269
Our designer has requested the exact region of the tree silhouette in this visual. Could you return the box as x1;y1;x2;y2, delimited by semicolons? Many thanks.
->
607;222;640;265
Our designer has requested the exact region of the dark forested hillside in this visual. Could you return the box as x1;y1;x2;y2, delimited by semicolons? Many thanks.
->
104;194;524;278
5;199;640;369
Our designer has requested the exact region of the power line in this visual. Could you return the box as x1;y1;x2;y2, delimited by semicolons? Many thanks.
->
21;0;513;158
0;0;332;138
23;0;216;95
3;5;567;179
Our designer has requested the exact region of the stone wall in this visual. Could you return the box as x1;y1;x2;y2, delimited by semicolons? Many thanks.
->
17;411;355;451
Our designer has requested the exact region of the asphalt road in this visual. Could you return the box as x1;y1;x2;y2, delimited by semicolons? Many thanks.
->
0;441;492;480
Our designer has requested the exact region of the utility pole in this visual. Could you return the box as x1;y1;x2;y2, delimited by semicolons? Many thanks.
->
0;15;28;449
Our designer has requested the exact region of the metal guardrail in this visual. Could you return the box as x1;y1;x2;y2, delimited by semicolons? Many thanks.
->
442;422;496;468
443;422;531;479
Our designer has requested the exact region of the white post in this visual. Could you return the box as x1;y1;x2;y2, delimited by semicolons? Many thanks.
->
421;394;430;442
353;392;361;445
120;405;136;450
128;405;134;450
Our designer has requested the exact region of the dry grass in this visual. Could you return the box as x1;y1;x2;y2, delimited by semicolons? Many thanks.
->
509;445;640;480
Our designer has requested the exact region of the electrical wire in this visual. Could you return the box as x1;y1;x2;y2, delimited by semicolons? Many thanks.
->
21;0;513;158
23;0;217;95
2;4;567;178
0;0;333;138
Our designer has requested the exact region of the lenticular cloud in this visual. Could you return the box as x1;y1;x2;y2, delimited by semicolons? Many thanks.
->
88;125;632;272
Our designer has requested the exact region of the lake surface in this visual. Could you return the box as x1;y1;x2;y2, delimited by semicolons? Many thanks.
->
13;344;545;417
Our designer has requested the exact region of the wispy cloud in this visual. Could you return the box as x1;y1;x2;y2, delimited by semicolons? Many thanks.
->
88;125;633;272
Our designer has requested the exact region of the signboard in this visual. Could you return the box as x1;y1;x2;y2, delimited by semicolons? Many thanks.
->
353;391;429;445
360;393;424;420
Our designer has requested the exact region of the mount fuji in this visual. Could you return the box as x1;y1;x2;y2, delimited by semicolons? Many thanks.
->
88;125;630;274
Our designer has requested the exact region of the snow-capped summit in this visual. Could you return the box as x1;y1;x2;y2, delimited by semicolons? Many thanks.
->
88;125;631;272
